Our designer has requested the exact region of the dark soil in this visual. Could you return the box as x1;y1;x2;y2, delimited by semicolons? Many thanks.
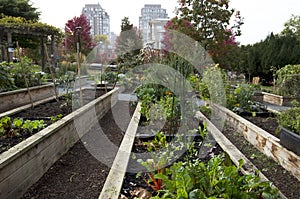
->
3;92;299;199
222;115;300;199
21;101;132;199
120;128;224;198
243;115;280;138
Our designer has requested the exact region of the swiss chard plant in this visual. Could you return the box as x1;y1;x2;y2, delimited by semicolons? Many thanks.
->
151;155;279;199
0;116;46;138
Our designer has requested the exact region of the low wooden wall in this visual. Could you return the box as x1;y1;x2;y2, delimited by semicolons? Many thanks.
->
254;92;300;106
0;84;57;113
0;87;119;199
195;111;287;199
211;103;300;181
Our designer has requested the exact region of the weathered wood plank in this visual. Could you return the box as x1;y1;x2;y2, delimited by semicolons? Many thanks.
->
99;102;141;199
0;87;119;199
212;103;300;181
195;111;287;199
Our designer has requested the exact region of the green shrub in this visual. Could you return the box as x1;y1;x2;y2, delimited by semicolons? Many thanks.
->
277;100;300;135
0;62;15;92
275;64;300;97
10;57;47;88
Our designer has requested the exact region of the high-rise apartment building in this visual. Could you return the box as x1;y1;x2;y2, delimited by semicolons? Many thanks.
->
139;4;169;45
82;3;110;37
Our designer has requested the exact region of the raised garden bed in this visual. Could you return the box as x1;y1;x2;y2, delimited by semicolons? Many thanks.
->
0;87;119;199
9;96;298;198
210;103;300;181
0;83;57;113
21;100;133;199
101;104;283;199
254;91;300;107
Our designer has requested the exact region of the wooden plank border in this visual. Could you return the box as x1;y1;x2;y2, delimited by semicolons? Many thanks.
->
195;111;287;199
0;87;119;199
99;102;141;199
211;103;300;181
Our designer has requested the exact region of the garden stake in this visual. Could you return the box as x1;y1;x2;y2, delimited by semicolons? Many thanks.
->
16;41;34;108
43;43;59;101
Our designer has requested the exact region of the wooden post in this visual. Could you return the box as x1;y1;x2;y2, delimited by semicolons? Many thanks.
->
7;32;13;63
50;34;56;67
16;41;34;108
41;37;46;71
0;32;4;61
76;27;83;107
44;43;59;101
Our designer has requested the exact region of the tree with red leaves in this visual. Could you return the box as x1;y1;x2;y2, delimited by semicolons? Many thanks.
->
63;14;95;55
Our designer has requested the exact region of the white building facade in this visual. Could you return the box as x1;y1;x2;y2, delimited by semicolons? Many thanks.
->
82;3;110;37
139;4;169;46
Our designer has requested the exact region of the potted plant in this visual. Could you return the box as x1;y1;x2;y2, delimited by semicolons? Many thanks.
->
277;100;300;156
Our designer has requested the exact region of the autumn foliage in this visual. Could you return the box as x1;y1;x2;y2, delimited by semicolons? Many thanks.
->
63;14;95;55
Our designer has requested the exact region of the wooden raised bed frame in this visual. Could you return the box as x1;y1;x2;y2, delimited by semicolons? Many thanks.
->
210;103;300;181
253;91;300;106
98;103;287;199
0;84;57;113
0;87;119;199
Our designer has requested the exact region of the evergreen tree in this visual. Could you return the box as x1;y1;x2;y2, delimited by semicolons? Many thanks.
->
0;0;40;21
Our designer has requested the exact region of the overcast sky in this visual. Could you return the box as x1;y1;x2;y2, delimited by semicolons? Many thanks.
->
30;0;300;45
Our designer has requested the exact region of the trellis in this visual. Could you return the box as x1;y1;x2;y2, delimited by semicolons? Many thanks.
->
0;16;62;71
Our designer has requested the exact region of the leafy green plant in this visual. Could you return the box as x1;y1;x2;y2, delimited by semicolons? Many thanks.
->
144;132;168;152
159;94;180;126
0;116;46;138
0;62;15;92
50;114;63;123
152;155;279;199
277;100;300;135
136;131;183;192
56;71;76;94
200;104;211;116
101;71;118;84
9;57;47;88
135;86;157;122
187;74;201;91
231;83;261;113
275;64;300;97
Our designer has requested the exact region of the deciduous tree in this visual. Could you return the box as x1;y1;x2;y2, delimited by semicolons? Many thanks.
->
177;0;243;54
281;14;300;40
63;14;95;56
